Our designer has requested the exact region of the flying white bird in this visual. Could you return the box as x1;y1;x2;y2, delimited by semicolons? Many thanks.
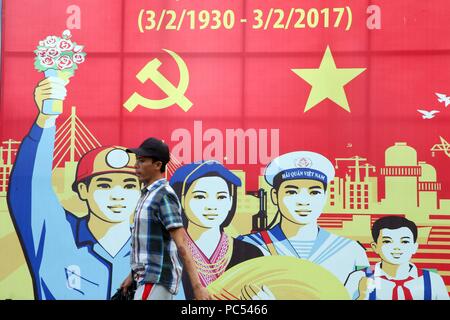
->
436;93;450;107
417;109;440;119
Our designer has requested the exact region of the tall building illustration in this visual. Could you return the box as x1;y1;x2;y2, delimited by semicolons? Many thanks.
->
0;140;20;195
417;161;441;211
381;142;421;211
51;106;102;197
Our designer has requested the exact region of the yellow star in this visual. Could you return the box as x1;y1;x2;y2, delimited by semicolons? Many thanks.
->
292;46;366;113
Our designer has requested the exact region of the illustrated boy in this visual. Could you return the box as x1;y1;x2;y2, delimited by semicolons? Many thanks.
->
345;216;449;300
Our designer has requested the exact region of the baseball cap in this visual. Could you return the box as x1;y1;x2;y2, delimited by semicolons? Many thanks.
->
126;137;170;163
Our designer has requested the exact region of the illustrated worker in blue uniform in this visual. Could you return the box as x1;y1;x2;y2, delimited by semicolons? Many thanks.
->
8;76;141;299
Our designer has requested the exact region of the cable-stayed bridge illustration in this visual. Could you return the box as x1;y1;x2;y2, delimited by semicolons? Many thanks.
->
52;106;102;170
1;106;183;199
52;106;182;177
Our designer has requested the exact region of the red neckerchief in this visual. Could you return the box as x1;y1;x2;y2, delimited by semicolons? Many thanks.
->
379;275;415;300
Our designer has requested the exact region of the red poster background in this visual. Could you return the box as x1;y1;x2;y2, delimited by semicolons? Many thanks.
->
1;0;449;196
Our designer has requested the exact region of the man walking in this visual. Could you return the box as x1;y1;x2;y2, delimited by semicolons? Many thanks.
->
121;137;210;300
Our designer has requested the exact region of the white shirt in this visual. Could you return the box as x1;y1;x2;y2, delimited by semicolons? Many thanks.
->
345;262;449;300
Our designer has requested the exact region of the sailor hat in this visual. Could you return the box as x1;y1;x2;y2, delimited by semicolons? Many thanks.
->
264;151;335;188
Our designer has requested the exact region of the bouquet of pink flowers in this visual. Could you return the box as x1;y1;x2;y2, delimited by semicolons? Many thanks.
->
34;30;86;114
34;29;86;74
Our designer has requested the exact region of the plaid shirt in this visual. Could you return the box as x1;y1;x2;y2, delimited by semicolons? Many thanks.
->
131;178;184;294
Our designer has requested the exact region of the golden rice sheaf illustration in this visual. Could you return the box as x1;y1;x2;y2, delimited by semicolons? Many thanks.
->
207;256;350;300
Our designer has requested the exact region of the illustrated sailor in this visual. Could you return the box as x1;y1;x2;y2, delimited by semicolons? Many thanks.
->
238;151;369;284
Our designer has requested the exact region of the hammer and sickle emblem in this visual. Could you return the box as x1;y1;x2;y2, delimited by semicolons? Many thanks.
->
123;49;192;112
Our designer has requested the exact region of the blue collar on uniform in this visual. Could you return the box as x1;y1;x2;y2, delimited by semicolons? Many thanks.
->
267;224;288;241
269;222;331;243
66;213;97;248
268;223;332;259
77;217;97;247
